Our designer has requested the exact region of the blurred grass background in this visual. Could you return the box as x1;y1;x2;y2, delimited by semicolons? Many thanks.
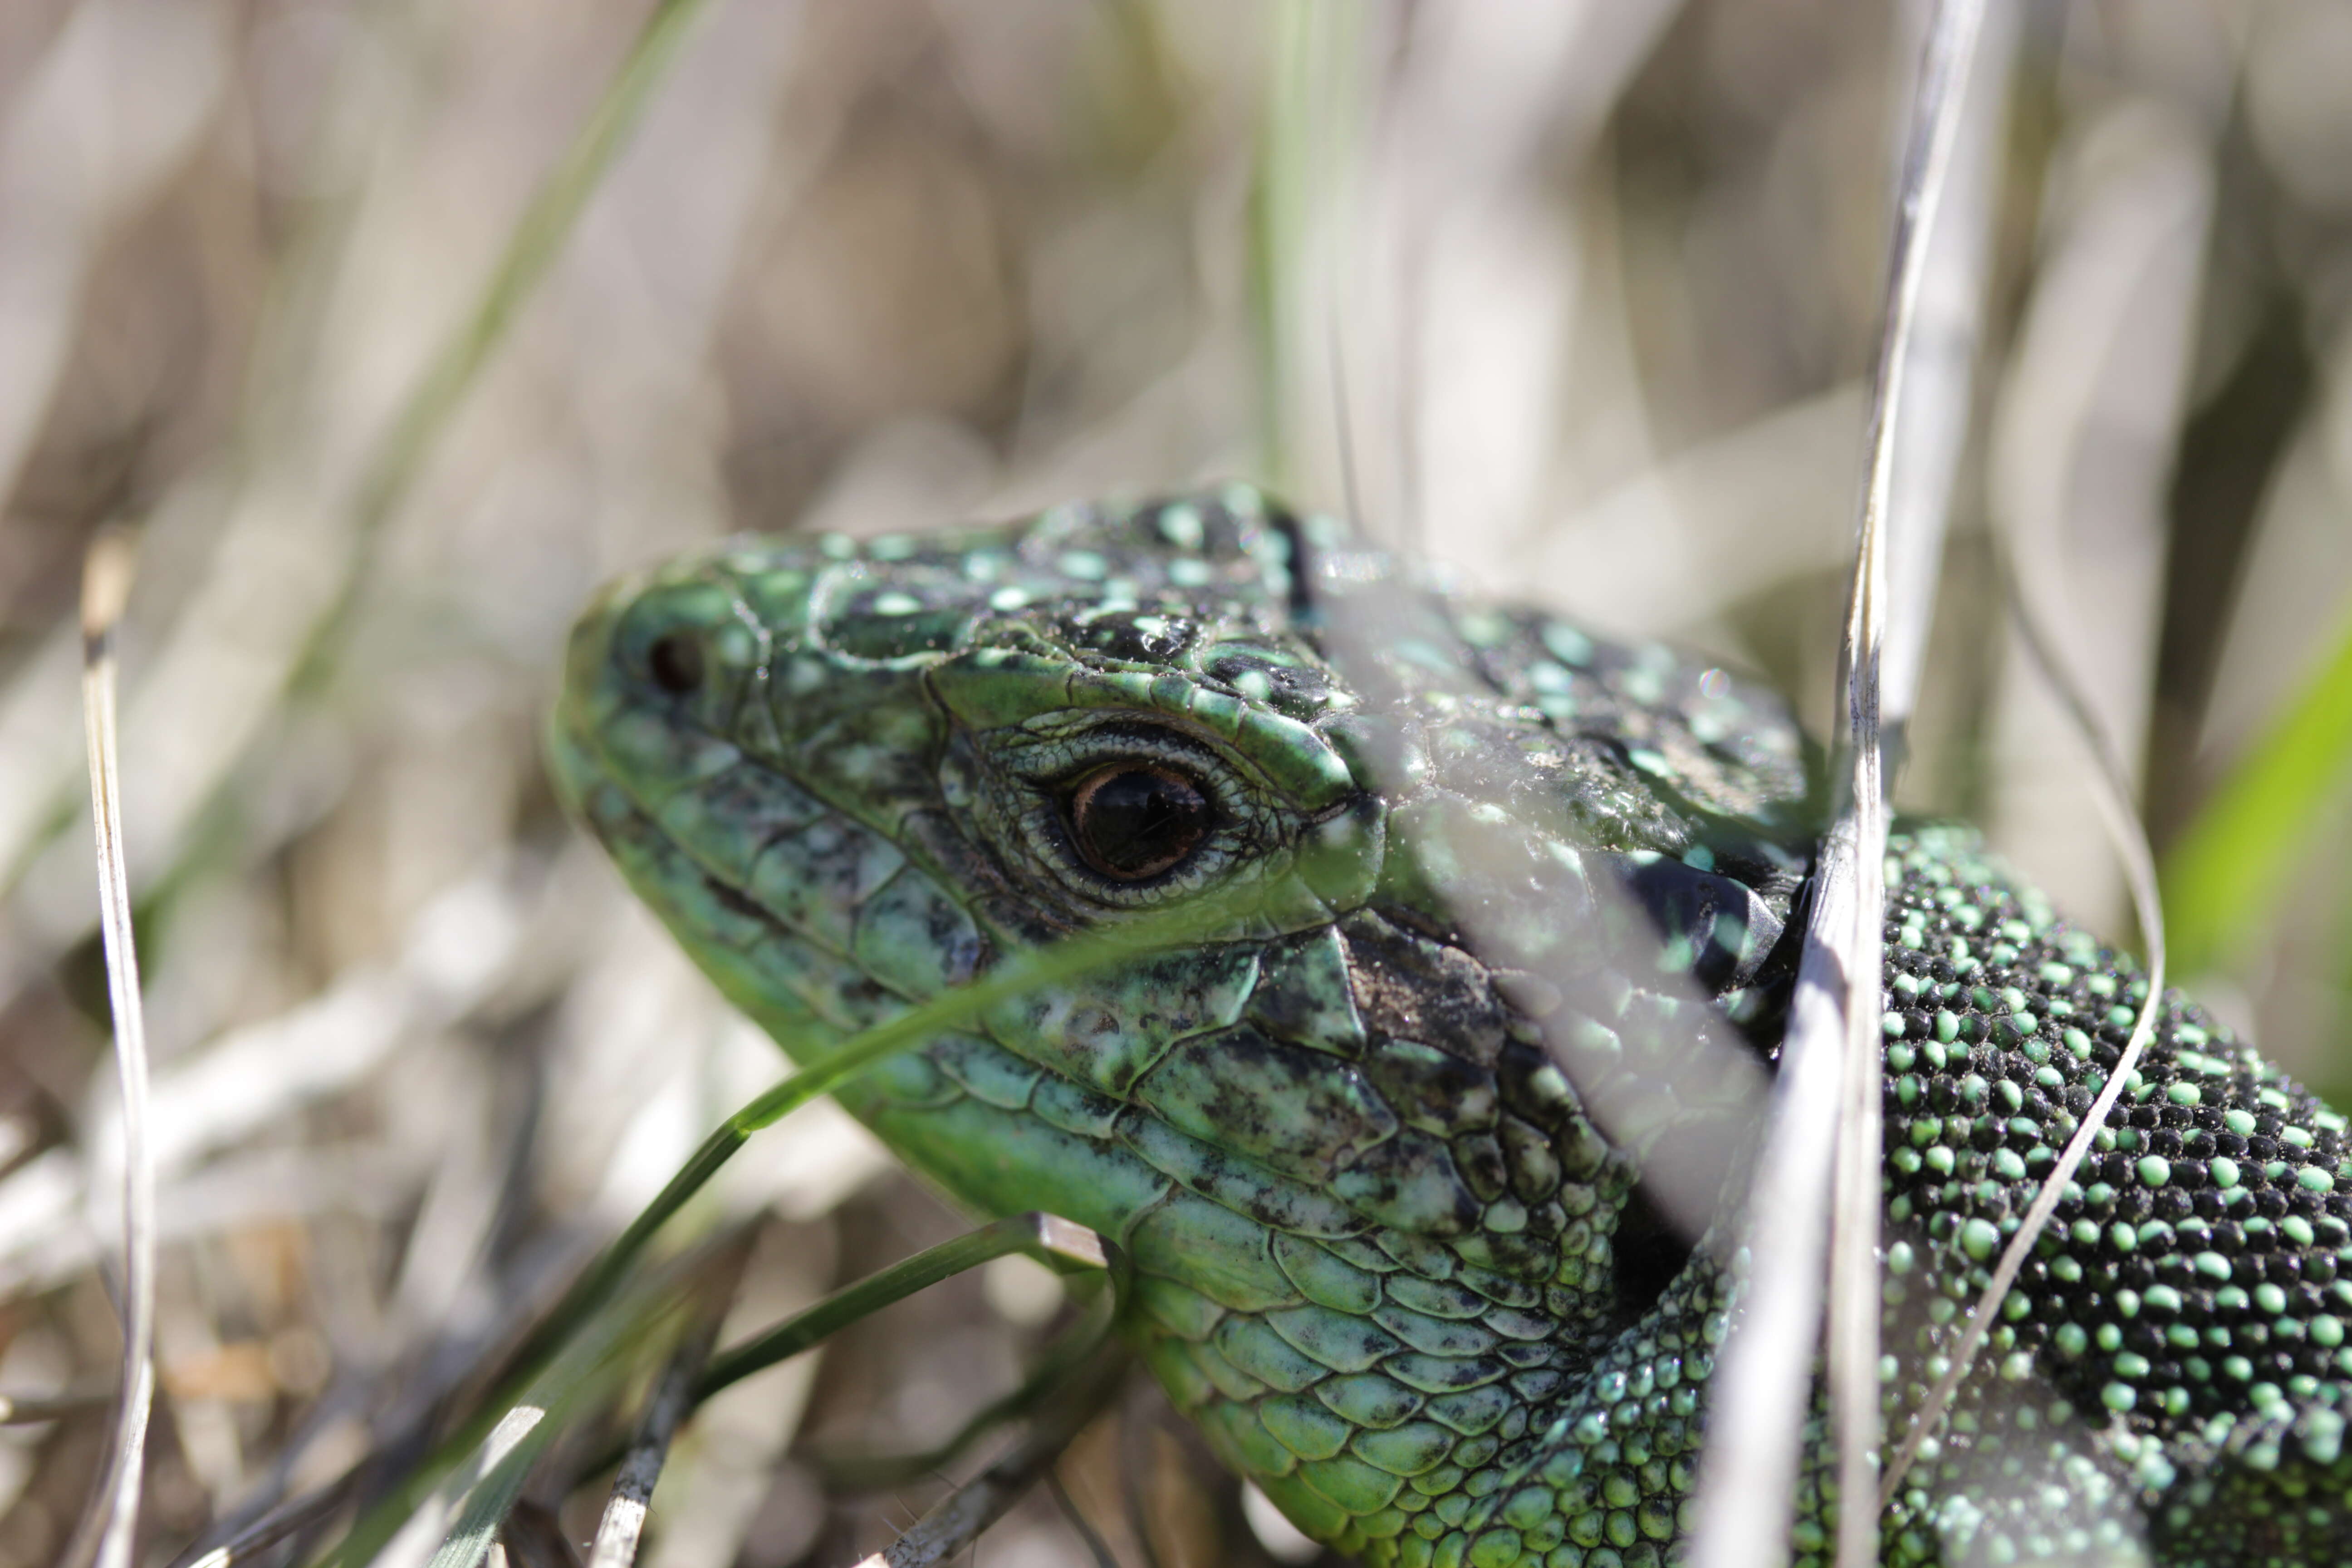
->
0;1;2347;1564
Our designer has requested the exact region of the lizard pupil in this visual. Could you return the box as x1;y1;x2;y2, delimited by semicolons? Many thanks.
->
646;632;704;695
1068;764;1210;881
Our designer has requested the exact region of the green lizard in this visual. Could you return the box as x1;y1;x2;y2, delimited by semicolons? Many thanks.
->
549;486;2352;1567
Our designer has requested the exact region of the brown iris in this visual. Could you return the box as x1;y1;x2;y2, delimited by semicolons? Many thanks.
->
1067;763;1211;881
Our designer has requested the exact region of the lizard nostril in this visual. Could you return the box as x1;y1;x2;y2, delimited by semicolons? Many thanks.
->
646;631;704;696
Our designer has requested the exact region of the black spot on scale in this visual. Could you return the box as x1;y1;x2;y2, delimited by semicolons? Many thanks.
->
700;872;777;934
1200;647;1336;716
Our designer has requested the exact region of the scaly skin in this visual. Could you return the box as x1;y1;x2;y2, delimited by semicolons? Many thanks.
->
551;488;2352;1566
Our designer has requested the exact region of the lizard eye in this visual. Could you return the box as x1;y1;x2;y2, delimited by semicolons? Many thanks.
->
1067;763;1211;881
646;631;705;695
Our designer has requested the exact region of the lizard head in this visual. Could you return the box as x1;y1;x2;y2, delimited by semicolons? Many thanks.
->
552;486;1381;1028
552;488;1809;1548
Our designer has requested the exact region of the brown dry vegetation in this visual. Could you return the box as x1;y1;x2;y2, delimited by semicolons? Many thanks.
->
0;3;2347;1565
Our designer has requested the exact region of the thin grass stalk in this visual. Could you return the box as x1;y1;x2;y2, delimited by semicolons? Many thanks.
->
693;1214;1107;1403
1253;0;1362;501
851;1344;1132;1568
1878;551;2170;1506
1824;9;1994;1564
1690;6;1990;1567
303;0;721;689
1253;0;1316;494
62;529;157;1568
1046;1468;1120;1568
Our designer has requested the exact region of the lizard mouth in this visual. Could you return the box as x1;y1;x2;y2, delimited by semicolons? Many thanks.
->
548;706;907;1053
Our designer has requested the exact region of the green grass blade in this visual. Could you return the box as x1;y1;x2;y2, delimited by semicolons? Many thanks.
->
574;1215;1111;1487
1250;0;1361;497
2161;603;2352;976
414;1408;550;1568
333;888;1241;1568
518;887;1234;1381
695;1214;1106;1401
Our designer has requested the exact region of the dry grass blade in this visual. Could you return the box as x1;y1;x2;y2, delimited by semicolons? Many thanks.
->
62;528;158;1568
1881;1;2018;737
175;1481;354;1568
1692;5;1992;1568
851;1346;1131;1568
1046;1466;1120;1568
0;1387;113;1424
814;1270;1126;1492
584;1294;730;1568
1877;554;2170;1507
1822;8;1998;1563
583;1235;752;1568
